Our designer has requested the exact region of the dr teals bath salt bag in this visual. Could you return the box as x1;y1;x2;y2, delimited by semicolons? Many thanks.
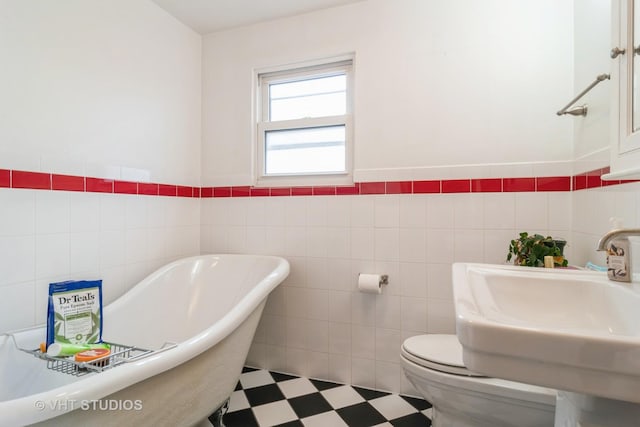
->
46;280;104;348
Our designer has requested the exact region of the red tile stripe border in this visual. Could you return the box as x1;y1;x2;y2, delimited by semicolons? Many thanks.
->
52;174;84;192
0;167;637;198
1;170;199;198
12;170;50;190
0;169;10;188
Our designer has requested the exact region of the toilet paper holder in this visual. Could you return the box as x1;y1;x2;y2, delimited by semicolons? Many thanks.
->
359;274;388;286
357;273;389;294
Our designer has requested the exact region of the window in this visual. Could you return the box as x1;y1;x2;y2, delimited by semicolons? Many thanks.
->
256;58;353;185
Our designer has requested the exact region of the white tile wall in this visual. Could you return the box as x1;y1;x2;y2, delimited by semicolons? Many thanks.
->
202;192;573;395
571;182;640;267
0;188;200;332
5;182;633;396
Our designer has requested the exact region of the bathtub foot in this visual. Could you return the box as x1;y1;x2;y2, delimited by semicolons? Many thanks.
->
210;398;229;427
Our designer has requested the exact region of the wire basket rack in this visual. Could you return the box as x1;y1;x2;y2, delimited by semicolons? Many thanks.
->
10;334;176;377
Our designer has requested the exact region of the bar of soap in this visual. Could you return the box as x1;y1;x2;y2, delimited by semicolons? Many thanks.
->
74;348;111;362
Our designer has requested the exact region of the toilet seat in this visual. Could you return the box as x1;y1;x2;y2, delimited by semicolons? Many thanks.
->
401;334;485;377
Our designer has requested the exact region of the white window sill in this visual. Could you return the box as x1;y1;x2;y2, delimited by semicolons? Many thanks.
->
255;173;353;188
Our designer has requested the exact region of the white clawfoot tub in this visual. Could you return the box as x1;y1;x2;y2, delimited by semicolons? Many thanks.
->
0;254;289;426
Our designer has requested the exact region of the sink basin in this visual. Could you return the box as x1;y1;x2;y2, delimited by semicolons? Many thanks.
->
452;263;640;403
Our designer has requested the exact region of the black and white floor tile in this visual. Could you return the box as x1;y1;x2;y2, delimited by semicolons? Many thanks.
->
214;367;432;427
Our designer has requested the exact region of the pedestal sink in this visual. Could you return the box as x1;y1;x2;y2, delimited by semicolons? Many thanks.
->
452;263;640;426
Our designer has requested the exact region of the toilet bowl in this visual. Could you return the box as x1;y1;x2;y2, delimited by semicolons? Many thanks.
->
401;334;556;427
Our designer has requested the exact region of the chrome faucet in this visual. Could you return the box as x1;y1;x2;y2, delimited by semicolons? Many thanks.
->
596;228;640;251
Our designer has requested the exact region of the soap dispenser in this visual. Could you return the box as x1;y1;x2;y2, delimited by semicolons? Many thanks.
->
606;218;631;283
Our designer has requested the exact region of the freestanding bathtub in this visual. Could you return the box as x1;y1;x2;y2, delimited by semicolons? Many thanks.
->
0;254;289;426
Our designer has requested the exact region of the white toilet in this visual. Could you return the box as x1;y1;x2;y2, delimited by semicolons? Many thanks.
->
401;334;556;427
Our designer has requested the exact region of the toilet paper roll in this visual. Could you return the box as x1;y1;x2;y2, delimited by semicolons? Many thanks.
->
358;273;383;294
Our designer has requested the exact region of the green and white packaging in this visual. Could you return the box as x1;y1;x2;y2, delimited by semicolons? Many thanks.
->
46;280;103;348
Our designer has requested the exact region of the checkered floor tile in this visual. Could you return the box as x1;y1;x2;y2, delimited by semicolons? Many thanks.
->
213;367;432;427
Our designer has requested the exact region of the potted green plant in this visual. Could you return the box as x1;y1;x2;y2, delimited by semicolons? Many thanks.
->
507;232;568;267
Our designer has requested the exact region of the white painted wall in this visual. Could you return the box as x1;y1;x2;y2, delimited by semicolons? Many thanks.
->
0;0;202;185
0;1;202;334
202;0;575;185
572;0;612;171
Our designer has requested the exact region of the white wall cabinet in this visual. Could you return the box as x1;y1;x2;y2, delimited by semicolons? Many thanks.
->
608;0;640;179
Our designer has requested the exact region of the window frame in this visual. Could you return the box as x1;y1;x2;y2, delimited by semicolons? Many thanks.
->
255;56;354;187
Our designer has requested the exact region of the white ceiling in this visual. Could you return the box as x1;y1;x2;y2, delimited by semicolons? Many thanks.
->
152;0;365;34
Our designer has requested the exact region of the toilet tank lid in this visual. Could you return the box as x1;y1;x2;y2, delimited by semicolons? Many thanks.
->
403;334;466;368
